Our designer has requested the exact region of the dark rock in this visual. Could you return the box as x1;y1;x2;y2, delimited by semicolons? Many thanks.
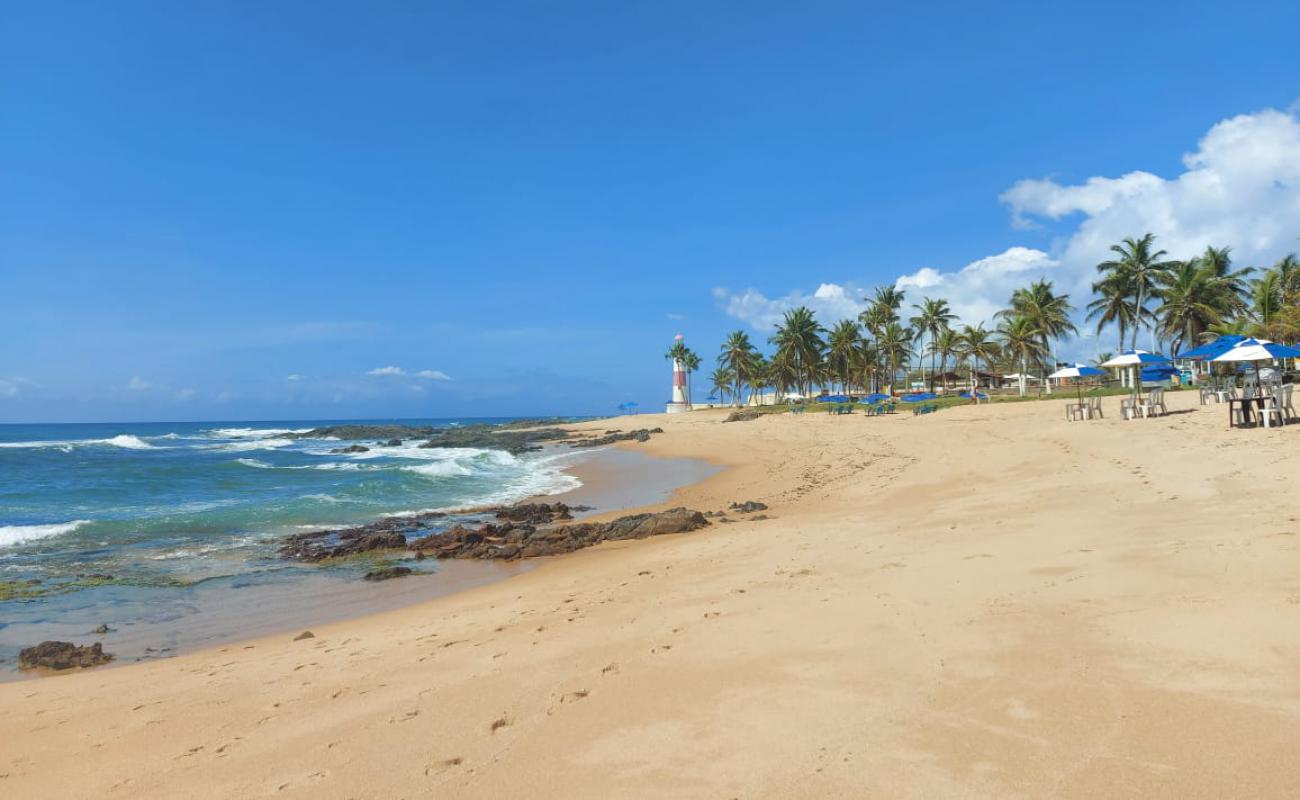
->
382;439;403;447
92;624;111;635
751;514;771;520
410;508;709;561
723;410;763;423
279;527;407;562
493;502;590;524
285;424;435;441
18;641;114;671
293;630;315;641
330;444;370;454
419;425;572;454
569;428;661;448
363;566;413;582
729;501;768;513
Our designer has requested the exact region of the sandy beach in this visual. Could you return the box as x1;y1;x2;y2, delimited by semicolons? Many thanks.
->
2;393;1299;798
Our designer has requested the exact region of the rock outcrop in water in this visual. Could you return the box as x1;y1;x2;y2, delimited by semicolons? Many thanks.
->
417;425;572;454
408;507;709;561
569;428;664;448
278;527;411;562
19;641;114;671
330;444;370;454
363;566;413;581
285;424;436;441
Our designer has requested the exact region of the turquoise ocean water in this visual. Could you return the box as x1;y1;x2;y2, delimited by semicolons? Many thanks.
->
0;418;584;668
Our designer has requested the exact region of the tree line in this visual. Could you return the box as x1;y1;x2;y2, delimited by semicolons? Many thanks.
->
666;234;1300;406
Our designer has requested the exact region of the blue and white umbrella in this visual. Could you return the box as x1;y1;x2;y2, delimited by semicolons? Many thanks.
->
1049;363;1107;403
1211;338;1300;386
1100;350;1169;392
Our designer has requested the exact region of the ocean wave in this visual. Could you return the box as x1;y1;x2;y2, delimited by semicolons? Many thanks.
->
0;434;154;451
234;457;274;469
206;427;313;440
402;461;474;478
0;520;92;548
299;493;343;503
201;438;294;452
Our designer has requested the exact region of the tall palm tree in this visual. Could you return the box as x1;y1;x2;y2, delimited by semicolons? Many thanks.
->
681;348;701;407
858;286;905;340
996;314;1047;397
717;330;760;407
1095;233;1178;351
999;279;1076;391
1086;274;1144;351
909;297;955;390
709;366;734;405
767;349;800;402
1153;259;1228;354
1195;246;1253;317
769;306;826;397
929;327;961;389
1274;253;1300;307
825;319;863;394
875;322;914;393
956;324;999;400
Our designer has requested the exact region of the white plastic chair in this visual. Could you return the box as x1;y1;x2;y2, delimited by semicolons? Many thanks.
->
1088;396;1104;419
1260;388;1285;428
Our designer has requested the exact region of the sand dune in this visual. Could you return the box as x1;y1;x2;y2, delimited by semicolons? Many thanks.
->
2;391;1298;798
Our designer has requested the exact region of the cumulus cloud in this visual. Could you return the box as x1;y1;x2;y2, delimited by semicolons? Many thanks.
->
415;369;452;381
713;282;872;331
367;366;405;376
286;373;304;381
717;105;1300;354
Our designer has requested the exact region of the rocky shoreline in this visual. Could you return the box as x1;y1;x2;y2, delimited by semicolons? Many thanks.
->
283;422;664;455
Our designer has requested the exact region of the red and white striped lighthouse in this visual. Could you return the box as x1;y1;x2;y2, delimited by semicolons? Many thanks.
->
665;334;690;413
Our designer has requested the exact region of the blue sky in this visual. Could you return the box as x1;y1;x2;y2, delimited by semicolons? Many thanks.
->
3;1;1299;422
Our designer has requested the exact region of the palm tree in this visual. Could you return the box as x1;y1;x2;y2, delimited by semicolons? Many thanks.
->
909;297;955;390
717;330;760;407
999;280;1076;391
956;324;999;400
858;286;905;340
875;322;914;393
1153;259;1228;354
929;327;961;389
1274;253;1300;307
1195;246;1253;317
681;348;701;407
997;314;1048;397
825;319;863;394
709;366;734;405
769;306;826;397
1095;234;1178;351
767;349;800;402
1086;274;1144;351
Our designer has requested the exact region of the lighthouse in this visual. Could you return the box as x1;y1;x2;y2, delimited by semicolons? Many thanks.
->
665;334;690;414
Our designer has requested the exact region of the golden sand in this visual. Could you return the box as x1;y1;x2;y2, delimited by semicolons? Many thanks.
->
2;391;1298;798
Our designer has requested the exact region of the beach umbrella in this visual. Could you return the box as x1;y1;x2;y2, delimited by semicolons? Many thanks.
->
817;394;851;403
1211;338;1300;387
900;392;937;403
1100;350;1169;392
1048;363;1106;404
859;393;891;404
1176;334;1246;361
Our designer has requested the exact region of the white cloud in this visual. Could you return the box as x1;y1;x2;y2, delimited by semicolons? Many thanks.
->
716;105;1300;354
367;366;405;376
175;388;197;401
415;369;452;381
127;376;157;391
713;282;871;331
0;377;30;398
286;374;304;381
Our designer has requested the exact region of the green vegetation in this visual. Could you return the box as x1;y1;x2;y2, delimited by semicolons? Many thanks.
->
699;233;1299;409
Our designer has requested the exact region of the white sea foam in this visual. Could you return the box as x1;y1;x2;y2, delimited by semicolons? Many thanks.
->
0;434;155;450
0;520;92;548
207;427;312;439
202;438;294;452
402;461;474;478
235;457;274;469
